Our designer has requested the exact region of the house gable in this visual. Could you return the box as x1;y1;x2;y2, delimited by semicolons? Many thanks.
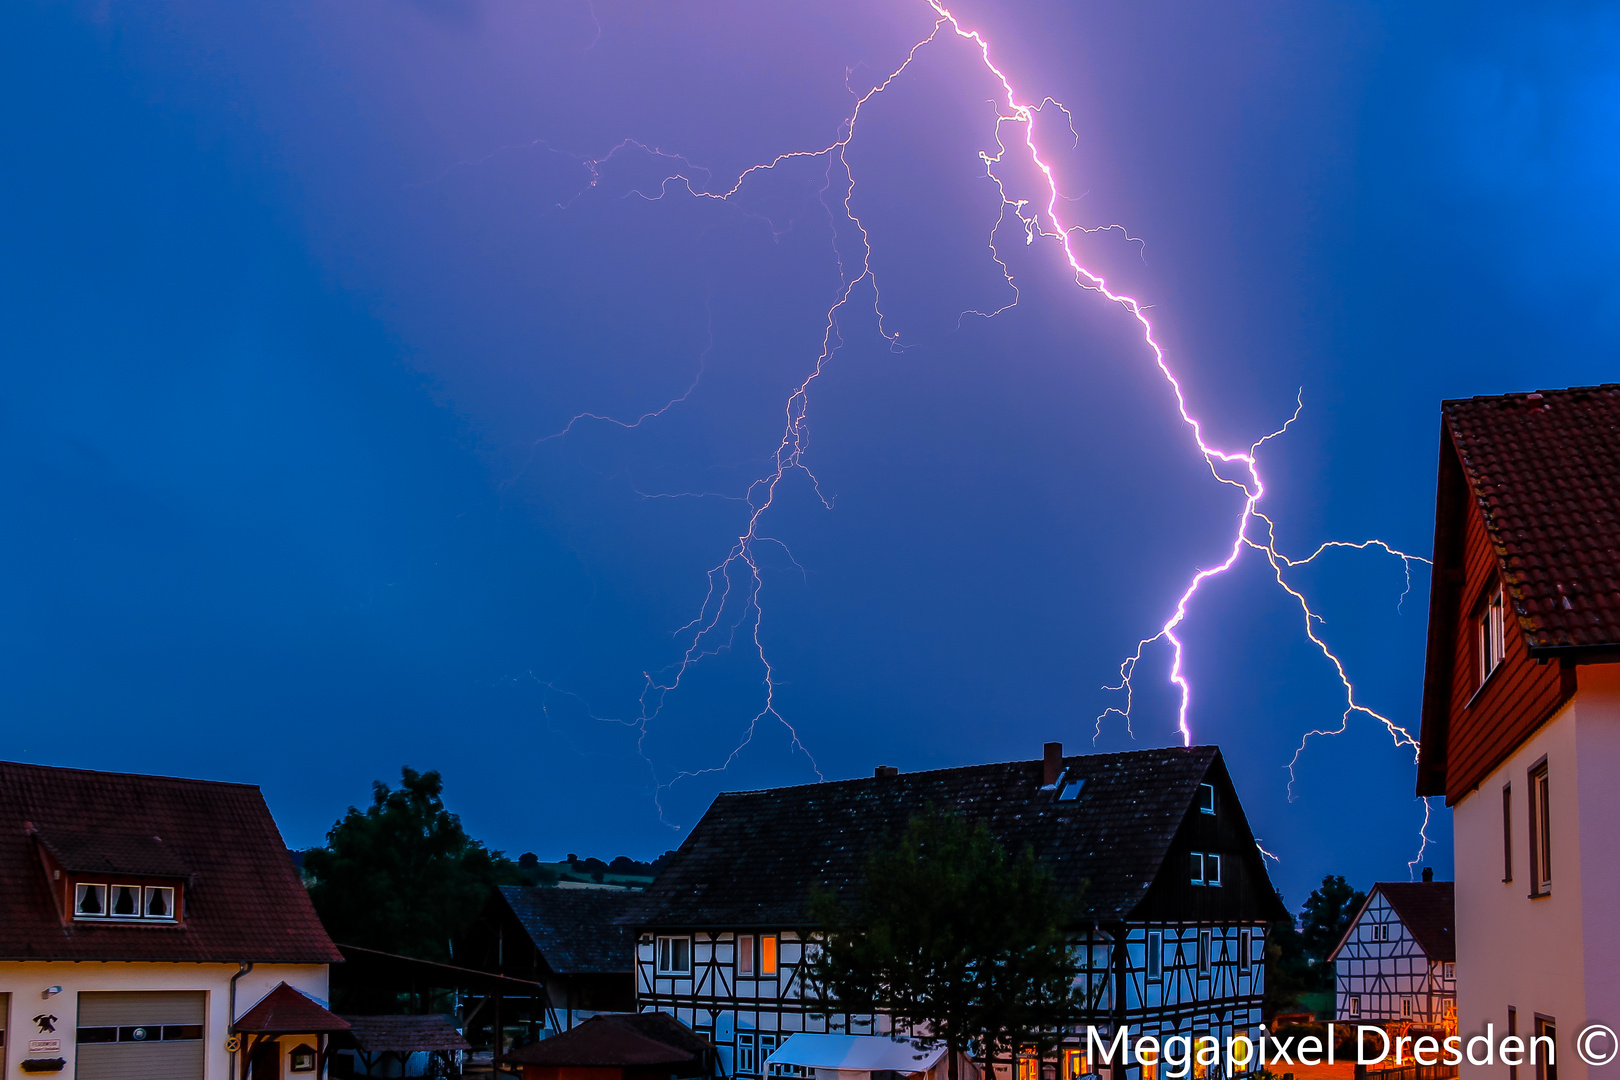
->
1418;386;1620;802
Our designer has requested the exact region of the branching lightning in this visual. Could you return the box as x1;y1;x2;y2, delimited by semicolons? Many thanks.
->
523;0;1437;866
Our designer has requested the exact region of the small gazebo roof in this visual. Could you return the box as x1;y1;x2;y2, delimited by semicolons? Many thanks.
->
235;983;351;1034
339;1015;470;1054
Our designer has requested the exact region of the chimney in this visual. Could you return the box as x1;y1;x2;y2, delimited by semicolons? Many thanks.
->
1043;742;1063;787
874;765;898;779
1422;866;1434;883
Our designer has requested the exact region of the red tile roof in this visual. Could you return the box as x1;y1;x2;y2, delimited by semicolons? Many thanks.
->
235;982;350;1034
0;760;342;963
505;1016;696;1068
338;1015;470;1054
1442;385;1620;653
1375;881;1456;962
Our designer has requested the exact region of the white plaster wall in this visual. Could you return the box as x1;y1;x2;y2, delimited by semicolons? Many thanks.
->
1452;664;1620;1080
0;961;328;1078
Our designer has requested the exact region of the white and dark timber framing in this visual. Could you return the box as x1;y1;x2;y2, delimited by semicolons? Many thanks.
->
1328;880;1456;1032
625;744;1287;1080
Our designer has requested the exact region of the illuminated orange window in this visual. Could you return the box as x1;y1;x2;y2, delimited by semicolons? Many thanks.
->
761;934;778;975
1062;1050;1089;1080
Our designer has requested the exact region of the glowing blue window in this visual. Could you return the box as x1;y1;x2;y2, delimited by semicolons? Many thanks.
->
1059;777;1084;801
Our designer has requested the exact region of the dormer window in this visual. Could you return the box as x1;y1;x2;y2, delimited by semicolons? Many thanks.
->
1198;783;1216;815
72;882;179;922
1478;585;1506;685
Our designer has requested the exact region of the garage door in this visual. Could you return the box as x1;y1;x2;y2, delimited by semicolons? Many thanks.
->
76;990;205;1080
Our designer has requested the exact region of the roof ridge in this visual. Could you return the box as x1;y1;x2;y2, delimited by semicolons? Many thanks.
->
1441;383;1620;407
0;759;261;791
713;745;1218;798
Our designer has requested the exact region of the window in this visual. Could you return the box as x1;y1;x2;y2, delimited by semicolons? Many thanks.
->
1239;930;1250;973
144;886;175;920
738;1034;758;1075
1147;931;1163;981
760;934;778;976
1190;852;1205;885
1371;923;1391;943
1402;998;1414;1018
738;935;755;975
1059;777;1085;801
1197;931;1211;976
1508;1009;1518;1080
1503;784;1514;882
72;881;178;921
75;883;106;917
657;936;692;974
1533;1017;1556;1080
1348;996;1361;1018
290;1044;317;1072
1478;586;1506;685
1198;783;1216;815
1529;762;1551;895
760;1034;778;1074
1205;854;1222;887
1444;962;1455;980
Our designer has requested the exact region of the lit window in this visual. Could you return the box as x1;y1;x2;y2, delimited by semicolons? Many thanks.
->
1205;854;1222;887
1147;931;1163;981
1198;783;1216;815
657;936;692;974
1348;996;1360;1017
1529;762;1552;895
738;935;755;975
144;886;175;920
1190;852;1205;885
761;934;778;976
1197;931;1211;976
1478;586;1506;685
75;883;107;917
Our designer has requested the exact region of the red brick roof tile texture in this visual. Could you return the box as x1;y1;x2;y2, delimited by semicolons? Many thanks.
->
235;982;350;1033
0;760;342;963
1443;385;1620;651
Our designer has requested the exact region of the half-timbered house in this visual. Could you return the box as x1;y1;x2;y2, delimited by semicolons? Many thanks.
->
1416;386;1620;1080
627;744;1286;1080
1328;873;1455;1032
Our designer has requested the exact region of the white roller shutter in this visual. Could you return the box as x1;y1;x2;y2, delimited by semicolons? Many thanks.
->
76;990;205;1080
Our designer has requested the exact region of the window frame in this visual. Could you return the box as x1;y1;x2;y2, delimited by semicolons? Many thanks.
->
74;882;108;919
738;934;755;976
1348;996;1360;1018
1529;760;1551;896
1189;852;1205;885
1533;1016;1556;1080
1205;853;1222;887
760;934;779;976
1146;931;1163;982
1239;930;1250;974
1197;930;1212;977
143;885;177;920
737;1033;758;1075
1197;783;1216;815
1502;783;1514;883
1401;997;1414;1019
656;935;693;975
1478;585;1507;688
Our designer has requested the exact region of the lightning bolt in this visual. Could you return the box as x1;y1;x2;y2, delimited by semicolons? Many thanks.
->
524;0;1436;861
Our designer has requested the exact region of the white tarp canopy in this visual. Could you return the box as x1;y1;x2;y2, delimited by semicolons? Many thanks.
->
767;1034;947;1074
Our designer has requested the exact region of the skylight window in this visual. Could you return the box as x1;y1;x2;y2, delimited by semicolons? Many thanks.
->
1058;776;1084;801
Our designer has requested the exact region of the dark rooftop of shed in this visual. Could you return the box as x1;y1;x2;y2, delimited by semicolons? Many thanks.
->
629;746;1225;927
504;1015;697;1068
500;886;639;974
339;1014;470;1054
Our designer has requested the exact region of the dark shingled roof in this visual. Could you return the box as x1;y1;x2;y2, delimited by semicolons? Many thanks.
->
500;886;639;974
630;746;1222;927
235;983;350;1034
1442;385;1620;653
505;1015;698;1067
339;1015;470;1054
0;760;342;963
1376;881;1456;962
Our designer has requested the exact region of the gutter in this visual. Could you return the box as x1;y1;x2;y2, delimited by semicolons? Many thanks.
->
229;961;253;1077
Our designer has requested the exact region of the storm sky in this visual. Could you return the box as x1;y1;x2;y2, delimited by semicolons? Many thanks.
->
5;0;1619;905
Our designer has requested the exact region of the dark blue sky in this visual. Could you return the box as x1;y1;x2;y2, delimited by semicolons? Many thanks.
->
5;0;1617;906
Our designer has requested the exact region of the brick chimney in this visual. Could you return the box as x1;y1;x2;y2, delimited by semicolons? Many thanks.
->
874;765;898;779
1422;866;1434;883
1043;742;1063;786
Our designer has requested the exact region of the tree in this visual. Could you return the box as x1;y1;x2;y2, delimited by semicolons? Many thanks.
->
1298;875;1365;989
807;806;1084;1080
304;767;519;964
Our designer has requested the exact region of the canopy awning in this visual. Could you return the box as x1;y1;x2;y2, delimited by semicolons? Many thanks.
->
767;1034;945;1074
